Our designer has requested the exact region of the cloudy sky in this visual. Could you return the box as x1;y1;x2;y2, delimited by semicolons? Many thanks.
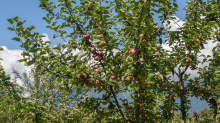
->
0;0;215;112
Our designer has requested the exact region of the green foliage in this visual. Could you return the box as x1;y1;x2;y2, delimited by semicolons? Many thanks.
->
2;0;220;122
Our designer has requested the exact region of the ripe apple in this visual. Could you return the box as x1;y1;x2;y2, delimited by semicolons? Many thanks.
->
156;51;160;55
79;73;87;80
138;71;146;79
102;100;108;105
90;47;96;53
170;110;174;113
186;59;190;63
152;119;155;122
94;68;100;73
149;15;152;18
85;80;93;87
218;43;220;48
100;40;106;46
127;33;129;37
83;33;90;40
95;79;101;85
209;98;214;103
94;55;100;61
140;111;145;115
111;74;117;80
197;38;201;42
126;76;130;81
129;48;138;56
139;34;144;37
125;105;131;110
84;114;86;117
98;51;104;58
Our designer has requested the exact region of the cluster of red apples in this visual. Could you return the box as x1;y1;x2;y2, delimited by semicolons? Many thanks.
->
83;33;105;61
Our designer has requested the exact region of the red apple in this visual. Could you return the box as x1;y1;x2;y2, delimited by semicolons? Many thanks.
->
155;44;157;47
125;105;131;110
89;20;92;23
100;40;106;46
79;73;87;80
149;15;152;18
156;51;160;55
90;47;96;53
197;38;201;42
83;33;90;40
94;55;100;61
209;98;214;103
126;76;130;81
95;79;101;85
127;33;129;37
152;119;155;122
111;74;117;80
138;71;146;79
186;59;190;63
84;114;86;117
170;110;174;113
94;68;100;73
129;48;138;56
218;43;220;48
139;34;144;37
85;80;93;87
140;111;145;115
98;51;104;58
102;100;108;105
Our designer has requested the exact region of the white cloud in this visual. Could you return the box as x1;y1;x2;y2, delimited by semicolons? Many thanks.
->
0;46;33;84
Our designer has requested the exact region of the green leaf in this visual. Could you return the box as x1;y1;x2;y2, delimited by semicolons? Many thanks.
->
12;37;20;42
7;19;14;24
7;27;14;31
13;16;19;22
27;60;35;66
17;21;23;27
57;78;62;83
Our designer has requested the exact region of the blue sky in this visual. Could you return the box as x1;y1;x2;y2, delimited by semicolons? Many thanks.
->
0;0;189;50
0;0;215;114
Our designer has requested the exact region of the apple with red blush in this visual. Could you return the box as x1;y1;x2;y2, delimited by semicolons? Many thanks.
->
129;48;138;57
83;33;90;40
125;105;131;110
90;47;96;53
85;80;93;87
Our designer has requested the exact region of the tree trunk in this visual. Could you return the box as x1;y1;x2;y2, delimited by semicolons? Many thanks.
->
180;75;186;123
